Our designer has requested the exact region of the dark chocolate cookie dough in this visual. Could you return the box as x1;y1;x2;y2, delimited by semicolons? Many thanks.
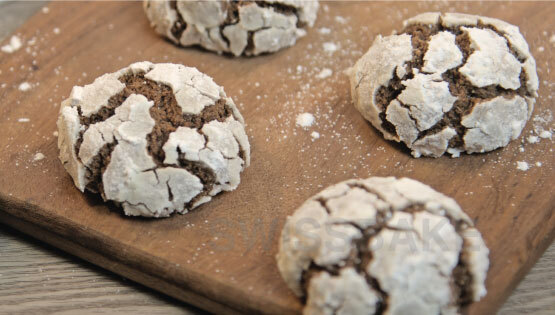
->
277;177;489;315
143;0;319;56
57;62;250;217
348;12;539;158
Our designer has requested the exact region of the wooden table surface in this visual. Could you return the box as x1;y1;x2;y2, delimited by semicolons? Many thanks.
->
0;1;553;314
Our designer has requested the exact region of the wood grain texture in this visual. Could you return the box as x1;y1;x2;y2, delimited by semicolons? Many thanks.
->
0;224;196;315
1;224;553;314
0;1;553;314
500;247;555;315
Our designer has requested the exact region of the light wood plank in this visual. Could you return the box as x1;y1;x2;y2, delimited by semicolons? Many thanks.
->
0;224;197;314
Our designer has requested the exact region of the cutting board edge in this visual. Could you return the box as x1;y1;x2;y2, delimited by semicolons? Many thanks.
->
0;206;246;314
0;194;291;315
2;193;554;315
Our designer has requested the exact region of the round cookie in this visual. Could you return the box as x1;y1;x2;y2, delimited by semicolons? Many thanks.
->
277;177;489;315
143;0;319;56
347;12;539;158
57;62;250;218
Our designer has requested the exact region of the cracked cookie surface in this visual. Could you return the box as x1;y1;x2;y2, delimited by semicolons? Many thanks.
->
57;62;250;218
276;177;489;315
143;0;319;56
347;12;539;158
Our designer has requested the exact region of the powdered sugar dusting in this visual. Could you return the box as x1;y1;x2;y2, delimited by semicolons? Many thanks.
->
532;109;553;140
296;113;315;128
334;16;348;24
539;130;552;139
18;82;31;92
318;27;331;35
1;35;22;54
236;4;414;186
316;68;333;79
527;135;539;144
33;152;45;162
516;161;530;171
323;42;338;53
311;131;320;140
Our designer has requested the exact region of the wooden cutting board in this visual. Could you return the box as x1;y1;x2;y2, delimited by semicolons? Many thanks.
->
0;1;553;314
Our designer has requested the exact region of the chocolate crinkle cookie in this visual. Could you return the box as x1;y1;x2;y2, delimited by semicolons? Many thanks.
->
57;62;250;218
277;177;489;315
143;0;319;56
348;12;539;158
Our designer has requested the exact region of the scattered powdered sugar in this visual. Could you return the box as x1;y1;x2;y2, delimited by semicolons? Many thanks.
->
296;113;315;128
535;162;542;167
246;4;394;182
316;68;333;79
539;130;552;139
516;161;530;171
18;82;31;91
530;109;553;142
318;27;331;35
18;118;30;123
537;46;545;52
323;42;338;53
53;28;60;35
1;35;22;54
334;16;347;24
311;131;320;140
42;7;50;14
550;34;555;44
53;131;59;137
33;153;45;162
527;135;539;144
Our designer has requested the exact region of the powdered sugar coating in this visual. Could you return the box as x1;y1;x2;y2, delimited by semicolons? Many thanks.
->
57;62;250;217
143;0;319;56
411;127;457;158
348;12;539;158
462;96;528;153
398;73;457;130
347;34;413;141
459;27;521;90
422;31;463;74
277;177;489;315
304;268;379;315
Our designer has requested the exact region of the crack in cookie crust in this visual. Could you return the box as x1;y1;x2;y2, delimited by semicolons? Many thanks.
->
169;0;187;40
349;12;539;158
75;73;232;198
143;0;319;56
58;62;250;217
277;177;489;315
